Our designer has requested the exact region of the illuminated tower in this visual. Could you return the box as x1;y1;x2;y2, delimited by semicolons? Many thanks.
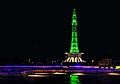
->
64;9;85;63
70;9;79;53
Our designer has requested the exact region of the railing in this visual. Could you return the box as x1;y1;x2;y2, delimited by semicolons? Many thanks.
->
0;66;120;76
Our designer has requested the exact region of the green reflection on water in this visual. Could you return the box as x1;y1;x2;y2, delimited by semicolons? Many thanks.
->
70;74;81;84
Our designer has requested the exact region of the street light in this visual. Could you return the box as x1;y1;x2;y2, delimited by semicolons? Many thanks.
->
80;52;84;55
65;52;68;54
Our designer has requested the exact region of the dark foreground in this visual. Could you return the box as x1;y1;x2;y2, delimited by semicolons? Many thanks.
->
0;74;120;84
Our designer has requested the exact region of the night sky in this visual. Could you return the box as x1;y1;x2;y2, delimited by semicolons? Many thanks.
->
0;0;120;64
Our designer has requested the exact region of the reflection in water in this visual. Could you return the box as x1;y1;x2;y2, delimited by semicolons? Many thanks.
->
1;72;120;84
28;74;49;77
72;73;85;76
35;73;50;74
52;72;66;74
70;74;81;84
108;73;120;75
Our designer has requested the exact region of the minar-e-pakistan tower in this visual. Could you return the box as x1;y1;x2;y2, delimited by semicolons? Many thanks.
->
64;9;86;63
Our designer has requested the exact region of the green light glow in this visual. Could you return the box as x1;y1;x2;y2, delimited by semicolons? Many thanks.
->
70;9;79;53
70;74;81;84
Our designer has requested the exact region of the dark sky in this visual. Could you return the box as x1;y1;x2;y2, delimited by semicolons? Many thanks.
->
0;0;120;64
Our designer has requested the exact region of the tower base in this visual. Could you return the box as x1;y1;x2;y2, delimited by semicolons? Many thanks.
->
64;52;86;63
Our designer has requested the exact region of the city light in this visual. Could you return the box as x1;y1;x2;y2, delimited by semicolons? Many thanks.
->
72;73;85;76
52;72;66;74
108;73;120;75
35;73;50;75
28;75;49;77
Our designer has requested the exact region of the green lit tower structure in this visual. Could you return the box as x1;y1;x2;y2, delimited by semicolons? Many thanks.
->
64;9;85;63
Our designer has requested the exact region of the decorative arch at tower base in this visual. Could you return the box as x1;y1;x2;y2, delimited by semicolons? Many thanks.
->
64;52;86;63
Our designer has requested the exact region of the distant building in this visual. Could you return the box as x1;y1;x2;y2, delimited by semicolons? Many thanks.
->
98;58;114;68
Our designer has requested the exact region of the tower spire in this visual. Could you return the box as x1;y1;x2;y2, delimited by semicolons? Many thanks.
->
70;9;79;53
